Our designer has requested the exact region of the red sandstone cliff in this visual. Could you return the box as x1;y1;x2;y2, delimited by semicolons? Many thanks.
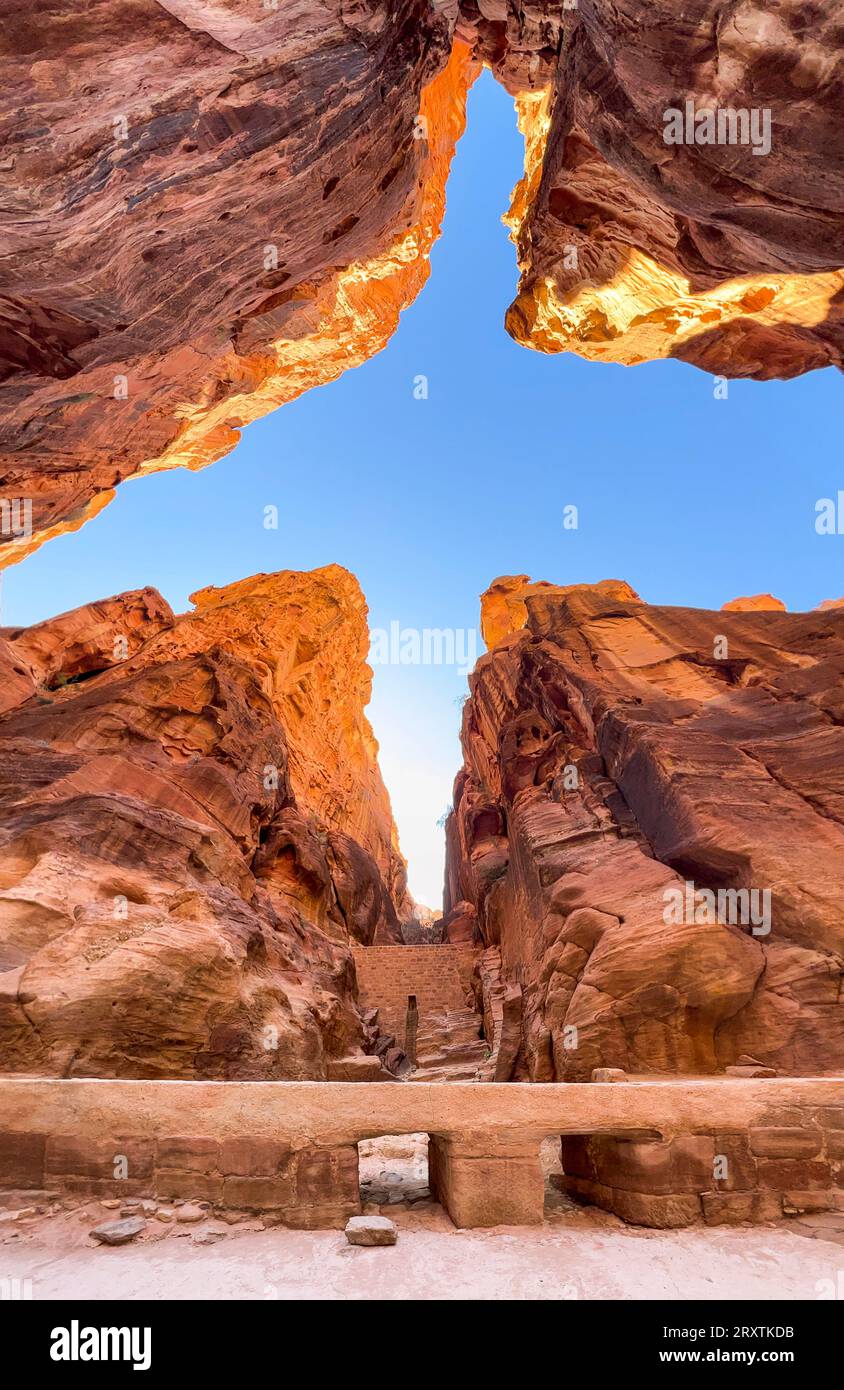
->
2;2;842;563
445;576;844;1080
0;565;410;1079
0;3;475;565
475;1;844;378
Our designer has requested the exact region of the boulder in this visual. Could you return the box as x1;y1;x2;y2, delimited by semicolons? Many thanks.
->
90;1216;146;1246
344;1216;398;1247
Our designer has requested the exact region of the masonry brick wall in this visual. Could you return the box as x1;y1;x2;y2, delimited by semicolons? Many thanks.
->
561;1101;844;1228
1;1079;842;1229
0;1129;360;1228
352;944;479;1039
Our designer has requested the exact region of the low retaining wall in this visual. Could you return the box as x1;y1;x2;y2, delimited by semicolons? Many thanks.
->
1;1077;842;1229
562;1111;844;1228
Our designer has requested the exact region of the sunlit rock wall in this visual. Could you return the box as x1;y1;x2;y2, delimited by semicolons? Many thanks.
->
0;564;410;1078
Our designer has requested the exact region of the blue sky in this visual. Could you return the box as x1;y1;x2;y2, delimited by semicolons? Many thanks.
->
4;70;842;905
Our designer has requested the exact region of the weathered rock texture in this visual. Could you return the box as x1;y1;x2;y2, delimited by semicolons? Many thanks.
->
0;2;474;564
445;575;844;1084
0;564;412;1078
3;2;843;563
479;1;844;378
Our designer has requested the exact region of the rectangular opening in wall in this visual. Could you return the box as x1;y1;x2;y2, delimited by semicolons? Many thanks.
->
357;1133;431;1211
543;1134;603;1217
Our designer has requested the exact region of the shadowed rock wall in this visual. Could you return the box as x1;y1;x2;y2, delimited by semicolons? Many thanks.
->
444;576;844;1082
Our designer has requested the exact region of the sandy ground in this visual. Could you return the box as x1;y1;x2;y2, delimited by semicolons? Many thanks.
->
5;1215;843;1301
3;1136;842;1301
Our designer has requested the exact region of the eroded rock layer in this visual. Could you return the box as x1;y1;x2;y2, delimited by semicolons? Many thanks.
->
445;576;844;1081
0;565;410;1078
468;1;844;377
0;1;472;564
3;2;843;564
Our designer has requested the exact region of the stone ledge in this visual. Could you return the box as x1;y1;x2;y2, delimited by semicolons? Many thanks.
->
1;1077;842;1146
1;1077;842;1230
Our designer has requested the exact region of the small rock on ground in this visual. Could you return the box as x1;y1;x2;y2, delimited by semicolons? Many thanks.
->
193;1227;226;1246
175;1204;206;1224
90;1216;146;1246
345;1216;397;1247
0;1208;35;1223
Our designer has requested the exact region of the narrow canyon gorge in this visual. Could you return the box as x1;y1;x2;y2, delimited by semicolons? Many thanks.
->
0;0;843;1263
1;568;842;1229
1;1;842;563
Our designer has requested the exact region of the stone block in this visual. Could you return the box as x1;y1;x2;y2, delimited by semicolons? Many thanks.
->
428;1133;544;1228
46;1134;153;1181
154;1169;223;1202
702;1191;782;1225
274;1201;359;1230
712;1134;758;1191
610;1188;701;1229
345;1215;397;1246
782;1190;844;1215
563;1173;700;1227
816;1107;844;1129
825;1131;844;1160
295;1148;333;1204
324;1056;383;1082
221;1174;295;1211
586;1134;715;1195
219;1138;289;1177
295;1145;359;1209
756;1159;831;1191
749;1127;823;1159
0;1132;45;1187
155;1138;219;1172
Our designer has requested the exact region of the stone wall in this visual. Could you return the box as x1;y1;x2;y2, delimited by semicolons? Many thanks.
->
0;1128;359;1230
562;1101;844;1228
1;1076;842;1230
352;944;478;1039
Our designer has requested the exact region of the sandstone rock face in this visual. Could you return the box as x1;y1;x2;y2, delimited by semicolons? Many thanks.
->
3;4;843;563
483;1;844;379
0;2;473;564
480;574;641;650
0;565;410;1078
445;577;844;1081
722;594;787;613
